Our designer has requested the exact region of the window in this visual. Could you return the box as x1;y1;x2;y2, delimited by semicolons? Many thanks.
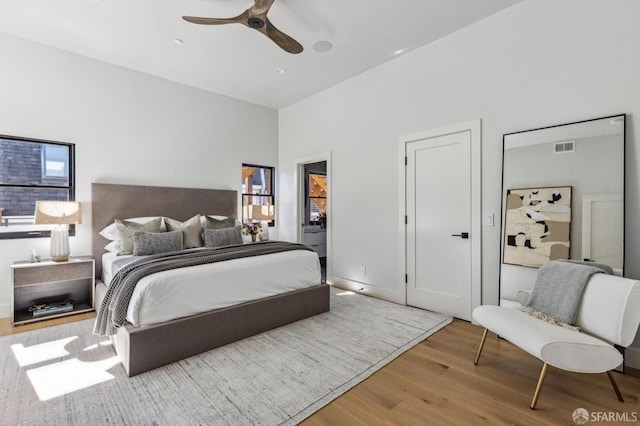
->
42;145;69;179
0;134;75;239
241;164;274;226
307;173;327;225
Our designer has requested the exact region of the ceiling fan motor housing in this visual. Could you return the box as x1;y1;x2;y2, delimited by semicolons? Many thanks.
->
248;17;265;28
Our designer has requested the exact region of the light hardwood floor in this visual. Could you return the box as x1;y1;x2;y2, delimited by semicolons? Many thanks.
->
303;320;640;425
2;315;638;425
0;311;96;336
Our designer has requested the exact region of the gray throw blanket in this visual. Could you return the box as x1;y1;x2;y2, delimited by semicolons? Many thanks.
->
525;260;605;325
94;241;313;336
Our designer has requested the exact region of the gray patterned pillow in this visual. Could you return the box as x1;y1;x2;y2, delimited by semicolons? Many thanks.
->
132;230;184;256
115;218;163;255
204;226;243;248
203;215;236;229
165;215;202;249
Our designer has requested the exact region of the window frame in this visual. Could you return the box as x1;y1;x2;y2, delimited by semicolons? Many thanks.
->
0;134;76;240
241;163;275;227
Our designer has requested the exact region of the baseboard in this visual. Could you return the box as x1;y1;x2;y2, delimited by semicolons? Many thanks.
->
0;303;9;319
626;346;640;370
328;276;405;305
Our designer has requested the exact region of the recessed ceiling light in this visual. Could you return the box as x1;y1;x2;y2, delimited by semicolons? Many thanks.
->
312;41;333;53
275;68;286;74
174;39;184;45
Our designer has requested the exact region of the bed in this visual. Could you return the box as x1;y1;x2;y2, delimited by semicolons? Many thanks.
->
92;183;329;376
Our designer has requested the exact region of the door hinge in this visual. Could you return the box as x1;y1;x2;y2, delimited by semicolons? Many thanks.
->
405;215;408;224
405;274;408;283
405;156;408;166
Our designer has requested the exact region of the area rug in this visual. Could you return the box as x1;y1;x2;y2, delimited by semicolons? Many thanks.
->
0;288;451;425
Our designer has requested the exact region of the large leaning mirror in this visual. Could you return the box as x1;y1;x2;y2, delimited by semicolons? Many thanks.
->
499;114;625;306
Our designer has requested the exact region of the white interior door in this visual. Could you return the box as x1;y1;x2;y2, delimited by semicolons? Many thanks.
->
406;129;473;320
582;194;623;274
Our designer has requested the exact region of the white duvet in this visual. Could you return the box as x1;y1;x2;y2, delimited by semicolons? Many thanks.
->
102;248;321;327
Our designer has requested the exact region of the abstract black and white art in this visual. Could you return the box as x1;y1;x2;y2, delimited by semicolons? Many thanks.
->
503;186;572;267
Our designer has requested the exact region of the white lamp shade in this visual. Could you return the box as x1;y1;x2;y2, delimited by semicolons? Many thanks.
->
246;204;275;221
34;201;82;225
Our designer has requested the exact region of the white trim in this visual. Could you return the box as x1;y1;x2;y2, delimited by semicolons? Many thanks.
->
397;141;408;305
398;119;482;316
330;277;405;305
294;151;332;281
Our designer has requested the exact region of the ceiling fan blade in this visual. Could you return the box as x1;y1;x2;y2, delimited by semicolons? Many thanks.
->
262;17;303;54
182;1;303;55
182;11;248;26
251;0;276;16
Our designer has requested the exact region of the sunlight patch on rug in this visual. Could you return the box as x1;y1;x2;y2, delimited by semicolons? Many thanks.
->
0;288;451;424
11;336;76;367
26;356;120;401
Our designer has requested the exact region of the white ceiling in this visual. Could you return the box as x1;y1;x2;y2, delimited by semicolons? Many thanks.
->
0;0;521;109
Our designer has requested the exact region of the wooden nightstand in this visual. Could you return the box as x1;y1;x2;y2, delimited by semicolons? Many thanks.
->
11;256;95;325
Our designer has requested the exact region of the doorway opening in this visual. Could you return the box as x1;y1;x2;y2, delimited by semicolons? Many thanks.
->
296;152;331;284
302;162;327;281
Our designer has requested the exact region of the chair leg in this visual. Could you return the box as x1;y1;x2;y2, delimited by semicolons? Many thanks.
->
606;370;624;402
474;328;488;365
530;363;549;410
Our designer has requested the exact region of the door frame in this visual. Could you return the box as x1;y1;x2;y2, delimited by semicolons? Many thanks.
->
398;119;482;312
295;151;332;281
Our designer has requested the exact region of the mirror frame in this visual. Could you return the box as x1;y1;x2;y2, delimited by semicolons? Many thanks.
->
499;114;626;305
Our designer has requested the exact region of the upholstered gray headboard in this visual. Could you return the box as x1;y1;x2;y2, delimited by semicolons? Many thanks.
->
91;183;237;278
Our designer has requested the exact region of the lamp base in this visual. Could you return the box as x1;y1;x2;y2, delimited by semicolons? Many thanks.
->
50;225;70;262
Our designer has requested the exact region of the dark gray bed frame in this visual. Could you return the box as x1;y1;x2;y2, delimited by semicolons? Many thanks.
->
92;183;330;376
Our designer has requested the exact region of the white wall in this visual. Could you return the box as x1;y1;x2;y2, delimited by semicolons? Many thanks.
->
278;0;640;366
0;34;278;317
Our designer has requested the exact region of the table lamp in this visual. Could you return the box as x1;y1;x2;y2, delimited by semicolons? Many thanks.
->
34;201;82;262
246;203;274;241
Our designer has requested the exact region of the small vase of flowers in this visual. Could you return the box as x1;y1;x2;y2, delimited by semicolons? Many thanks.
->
242;222;263;242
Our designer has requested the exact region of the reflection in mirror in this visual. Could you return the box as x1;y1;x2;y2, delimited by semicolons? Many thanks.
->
499;114;625;306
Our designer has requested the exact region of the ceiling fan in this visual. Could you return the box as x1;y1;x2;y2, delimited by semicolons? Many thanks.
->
183;0;303;54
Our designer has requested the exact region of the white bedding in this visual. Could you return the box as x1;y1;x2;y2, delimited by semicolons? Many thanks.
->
101;248;321;327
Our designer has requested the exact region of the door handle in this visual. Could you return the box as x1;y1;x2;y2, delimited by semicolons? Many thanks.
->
451;232;469;239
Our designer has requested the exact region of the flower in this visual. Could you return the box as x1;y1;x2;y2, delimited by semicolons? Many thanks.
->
242;222;263;236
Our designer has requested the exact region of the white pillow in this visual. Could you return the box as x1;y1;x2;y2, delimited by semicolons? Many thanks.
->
99;217;165;241
203;215;242;226
104;240;121;252
206;215;229;220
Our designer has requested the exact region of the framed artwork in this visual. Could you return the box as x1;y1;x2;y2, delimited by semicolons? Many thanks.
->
502;186;572;267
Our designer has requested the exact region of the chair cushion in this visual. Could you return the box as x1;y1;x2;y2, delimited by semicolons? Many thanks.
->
473;305;622;373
